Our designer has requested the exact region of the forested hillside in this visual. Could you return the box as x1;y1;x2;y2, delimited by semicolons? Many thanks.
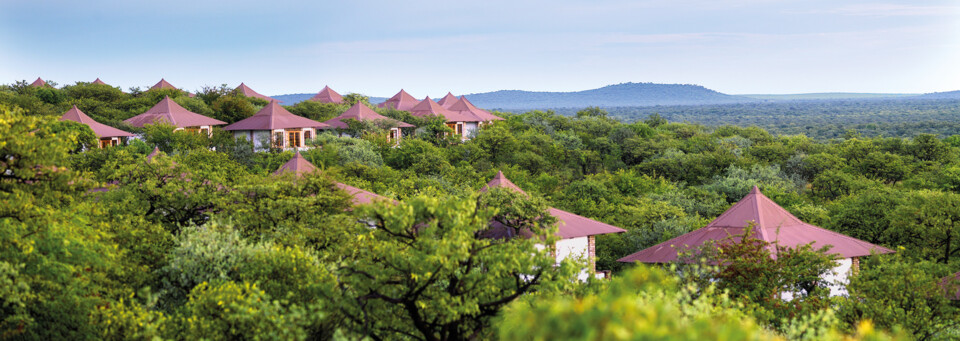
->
1;80;958;340
559;98;960;139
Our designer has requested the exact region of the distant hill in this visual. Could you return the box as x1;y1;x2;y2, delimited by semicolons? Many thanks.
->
271;82;752;109
918;90;960;99
740;93;918;100
461;83;753;109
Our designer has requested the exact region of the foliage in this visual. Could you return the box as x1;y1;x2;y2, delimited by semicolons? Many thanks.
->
177;281;321;341
838;253;959;340
5;82;960;339
332;195;580;340
496;265;897;341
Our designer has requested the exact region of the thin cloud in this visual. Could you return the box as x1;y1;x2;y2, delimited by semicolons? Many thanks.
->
797;4;960;17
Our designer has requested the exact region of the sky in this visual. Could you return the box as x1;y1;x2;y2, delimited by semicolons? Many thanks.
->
1;0;959;97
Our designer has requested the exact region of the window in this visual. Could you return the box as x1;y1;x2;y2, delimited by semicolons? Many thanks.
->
304;130;312;142
287;130;302;148
446;122;458;137
274;132;284;148
185;127;199;134
99;139;110;149
456;124;463;136
389;129;397;141
200;128;209;136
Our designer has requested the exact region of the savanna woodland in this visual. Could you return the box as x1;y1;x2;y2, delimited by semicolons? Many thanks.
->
2;79;959;340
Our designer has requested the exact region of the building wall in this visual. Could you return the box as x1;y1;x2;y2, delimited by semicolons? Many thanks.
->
463;122;479;139
555;236;591;281
781;257;853;300
824;257;853;296
233;128;315;151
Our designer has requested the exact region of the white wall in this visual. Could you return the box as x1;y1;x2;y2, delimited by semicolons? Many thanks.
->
555;237;591;281
462;122;479;139
781;257;853;300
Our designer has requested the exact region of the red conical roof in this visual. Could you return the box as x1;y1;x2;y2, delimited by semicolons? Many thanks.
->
150;78;178;91
481;171;626;239
224;100;329;131
124;96;227;128
91;78;107;85
448;96;503;122
480;171;527;195
618;186;895;263
378;89;419;111
323;102;414;129
235;83;277;102
274;150;317;176
409;97;481;123
437;92;459;108
146;147;163;162
942;272;960;300
60;105;134;138
30;77;46;87
310;86;344;104
274;151;390;205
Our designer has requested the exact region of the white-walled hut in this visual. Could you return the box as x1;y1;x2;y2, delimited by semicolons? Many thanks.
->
224;100;330;150
60;105;134;148
322;102;414;141
123;96;226;136
447;96;504;124
408;97;482;140
481;171;626;280
618;186;895;296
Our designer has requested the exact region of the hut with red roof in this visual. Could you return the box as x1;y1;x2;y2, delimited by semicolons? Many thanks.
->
310;86;344;104
91;78;108;85
448;96;503;124
481;171;626;279
60;105;134;148
322;102;414;141
150;78;178;91
150;78;196;97
409;97;482;140
224;100;330;150
234;83;277;102
274;151;390;206
124;96;226;136
378;89;419;111
619;186;894;296
942;272;960;301
437;92;459;109
30;77;47;87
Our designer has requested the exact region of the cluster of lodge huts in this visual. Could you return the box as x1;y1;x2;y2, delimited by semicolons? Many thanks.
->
38;77;960;293
42;77;503;150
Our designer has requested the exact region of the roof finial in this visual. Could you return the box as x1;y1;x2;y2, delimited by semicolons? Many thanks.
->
750;185;761;194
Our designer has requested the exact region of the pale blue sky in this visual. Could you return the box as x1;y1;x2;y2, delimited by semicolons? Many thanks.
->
2;0;959;97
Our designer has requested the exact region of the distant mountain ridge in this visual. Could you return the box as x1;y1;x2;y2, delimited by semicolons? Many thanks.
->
461;83;754;109
271;82;754;109
918;90;960;99
271;83;960;110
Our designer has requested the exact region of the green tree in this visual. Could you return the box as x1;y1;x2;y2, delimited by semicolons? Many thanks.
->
0;106;119;339
887;190;960;263
839;254;958;340
210;94;257;124
332;195;579;340
576;106;609;118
